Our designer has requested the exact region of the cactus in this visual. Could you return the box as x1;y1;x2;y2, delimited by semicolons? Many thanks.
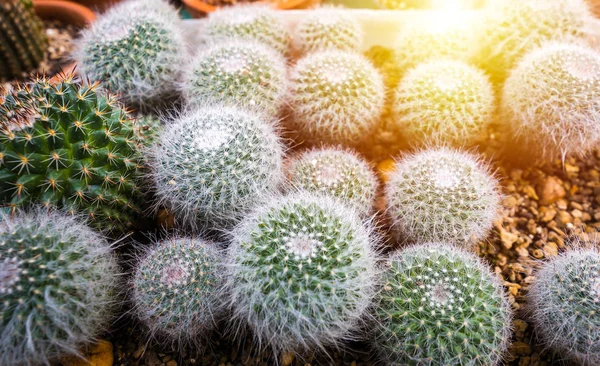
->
373;242;512;366
473;0;593;84
374;0;430;9
74;0;186;112
385;148;500;246
0;0;48;83
0;209;120;366
181;39;287;115
147;104;284;230
289;50;385;146
529;244;600;365
204;4;290;56
286;147;377;216
0;74;144;234
393;59;495;147
133;114;162;148
131;236;226;347
292;6;363;55
227;192;378;356
502;42;600;160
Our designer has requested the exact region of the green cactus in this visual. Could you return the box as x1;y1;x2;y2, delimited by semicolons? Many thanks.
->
0;0;48;83
0;74;144;234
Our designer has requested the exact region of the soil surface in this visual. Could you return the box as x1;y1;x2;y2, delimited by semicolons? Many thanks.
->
33;20;78;78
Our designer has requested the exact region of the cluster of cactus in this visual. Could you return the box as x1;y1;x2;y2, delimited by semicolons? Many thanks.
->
0;0;48;82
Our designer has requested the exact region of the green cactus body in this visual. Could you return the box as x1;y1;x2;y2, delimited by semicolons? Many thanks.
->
0;74;144;234
374;243;512;366
393;60;495;147
0;0;48;82
0;210;119;365
228;192;377;355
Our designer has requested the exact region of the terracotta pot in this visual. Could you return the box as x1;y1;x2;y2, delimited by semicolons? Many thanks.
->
67;0;123;13
182;0;321;18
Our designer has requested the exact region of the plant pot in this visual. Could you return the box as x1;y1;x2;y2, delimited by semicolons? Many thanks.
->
65;0;123;13
182;0;321;18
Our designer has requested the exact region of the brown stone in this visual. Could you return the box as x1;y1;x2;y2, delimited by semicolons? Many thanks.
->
538;176;566;204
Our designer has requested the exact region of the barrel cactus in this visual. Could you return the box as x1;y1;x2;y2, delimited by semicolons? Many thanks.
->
289;50;385;146
147;104;284;230
0;0;48;82
181;39;287;115
0;74;144;234
0;209;120;366
373;242;512;366
385;148;500;246
131;236;226;348
227;192;378;356
393;59;495;147
286;147;377;216
502;42;600;160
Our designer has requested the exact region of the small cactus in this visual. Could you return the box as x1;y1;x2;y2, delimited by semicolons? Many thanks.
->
147;104;284;230
385;148;500;246
131;236;226;347
0;74;144;234
502;42;600;160
289;50;385;146
529;244;600;365
291;6;363;55
181;39;287;115
373;242;512;366
0;209;120;366
473;0;593;84
204;4;290;56
227;192;378;356
74;0;186;111
0;0;48;82
286;147;378;216
393;59;495;147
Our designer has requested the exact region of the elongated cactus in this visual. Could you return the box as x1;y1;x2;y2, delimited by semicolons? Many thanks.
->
0;74;144;234
0;0;48;82
373;243;512;366
227;192;378;356
0;209;120;366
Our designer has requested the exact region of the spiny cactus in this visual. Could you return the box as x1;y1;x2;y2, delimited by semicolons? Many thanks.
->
131;236;226;347
133;114;162;148
373;243;512;366
0;209;120;366
529;242;600;365
385;148;500;246
393;59;495;147
74;0;186;112
0;0;48;82
502;42;600;160
286;147;377;216
227;192;378;356
0;74;144;234
147;104;284;230
473;0;593;84
181;39;287;115
291;6;363;55
204;4;290;56
289;50;385;146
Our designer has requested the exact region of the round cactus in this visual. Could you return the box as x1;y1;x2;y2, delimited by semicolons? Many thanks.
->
473;0;593;84
502;42;600;160
0;74;144;234
0;209;120;366
286;147;378;216
529;245;600;365
289;50;385;146
385;148;500;246
181;39;287;115
227;192;378;355
393;59;495;147
291;6;363;55
373;242;512;366
131;237;226;347
204;4;290;56
74;0;186;111
147;104;284;230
